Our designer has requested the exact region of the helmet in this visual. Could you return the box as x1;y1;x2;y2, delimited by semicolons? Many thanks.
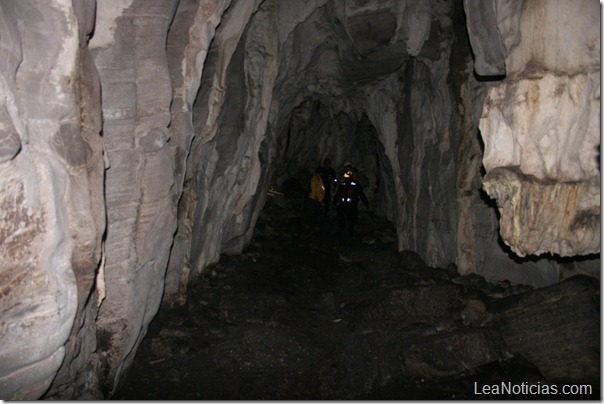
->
343;162;353;178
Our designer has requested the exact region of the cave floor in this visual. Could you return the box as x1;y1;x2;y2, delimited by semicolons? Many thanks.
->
112;195;599;400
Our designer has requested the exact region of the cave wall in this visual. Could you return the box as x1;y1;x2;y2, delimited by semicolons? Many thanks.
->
89;1;181;396
174;0;469;294
469;0;600;258
0;1;105;399
0;0;233;399
0;0;599;400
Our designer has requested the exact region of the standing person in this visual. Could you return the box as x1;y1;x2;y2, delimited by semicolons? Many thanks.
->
307;166;325;221
332;162;369;237
320;158;337;217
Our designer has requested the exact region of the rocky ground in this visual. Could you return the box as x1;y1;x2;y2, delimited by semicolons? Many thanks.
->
113;193;600;400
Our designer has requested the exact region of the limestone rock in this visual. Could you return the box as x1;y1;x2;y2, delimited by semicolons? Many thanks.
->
402;328;502;380
480;73;600;182
113;202;598;399
463;0;506;76
476;0;601;258
493;275;600;384
0;128;21;163
91;1;180;396
483;167;600;257
0;2;101;400
350;283;463;333
0;0;599;400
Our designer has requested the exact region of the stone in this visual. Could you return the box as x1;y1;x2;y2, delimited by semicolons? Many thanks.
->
138;127;169;153
463;0;506;76
349;283;463;333
0;128;21;163
480;73;600;182
483;167;600;257
459;297;491;326
0;0;599;400
402;327;502;380
476;0;600;259
492;275;600;385
110;196;599;399
51;122;93;167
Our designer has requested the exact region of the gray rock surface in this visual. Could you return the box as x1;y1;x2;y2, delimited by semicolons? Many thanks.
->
0;1;104;399
0;0;599;400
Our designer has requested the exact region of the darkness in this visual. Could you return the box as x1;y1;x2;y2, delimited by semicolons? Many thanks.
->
0;1;599;401
113;2;600;399
113;192;600;400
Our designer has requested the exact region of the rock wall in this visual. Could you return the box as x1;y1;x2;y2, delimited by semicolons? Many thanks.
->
470;0;601;257
171;0;488;303
90;1;181;396
0;1;105;399
0;0;599;400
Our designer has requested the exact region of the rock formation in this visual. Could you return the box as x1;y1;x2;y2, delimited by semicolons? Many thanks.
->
0;0;599;400
476;0;600;258
113;202;600;399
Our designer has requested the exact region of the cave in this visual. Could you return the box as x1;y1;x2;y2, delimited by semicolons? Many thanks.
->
0;0;600;400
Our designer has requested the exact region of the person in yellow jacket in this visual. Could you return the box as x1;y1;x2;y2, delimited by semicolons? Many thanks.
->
307;166;325;220
309;166;325;202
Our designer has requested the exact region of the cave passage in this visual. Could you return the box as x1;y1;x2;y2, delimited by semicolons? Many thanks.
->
112;191;599;400
0;1;599;400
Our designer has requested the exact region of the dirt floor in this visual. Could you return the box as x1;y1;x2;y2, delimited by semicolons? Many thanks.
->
112;194;600;400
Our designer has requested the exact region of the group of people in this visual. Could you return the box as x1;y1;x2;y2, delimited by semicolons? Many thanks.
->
307;158;369;236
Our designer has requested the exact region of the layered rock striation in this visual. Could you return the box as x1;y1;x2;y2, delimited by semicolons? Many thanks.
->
474;0;600;257
0;0;599;400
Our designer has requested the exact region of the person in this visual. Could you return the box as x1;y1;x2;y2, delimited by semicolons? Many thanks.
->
307;166;325;220
320;158;337;217
332;162;369;237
